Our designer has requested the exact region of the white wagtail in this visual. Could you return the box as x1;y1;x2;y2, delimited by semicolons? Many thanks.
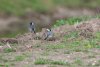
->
44;29;54;40
29;21;36;33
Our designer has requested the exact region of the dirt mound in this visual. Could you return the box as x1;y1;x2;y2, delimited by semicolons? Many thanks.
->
0;18;99;44
76;18;100;32
75;18;100;38
52;18;100;39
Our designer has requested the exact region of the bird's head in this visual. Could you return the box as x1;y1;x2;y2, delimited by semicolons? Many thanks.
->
46;29;51;32
30;21;34;25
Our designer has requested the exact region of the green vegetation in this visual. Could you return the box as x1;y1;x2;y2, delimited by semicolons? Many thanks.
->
0;32;18;38
0;42;4;46
88;54;96;58
0;64;9;67
0;0;100;16
4;48;15;53
15;55;26;61
34;58;69;65
64;31;78;40
39;31;100;54
0;52;31;67
0;29;27;38
46;44;66;49
54;17;83;27
74;58;83;66
34;58;49;65
54;15;100;27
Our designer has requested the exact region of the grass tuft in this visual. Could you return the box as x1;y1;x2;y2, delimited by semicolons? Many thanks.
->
34;58;69;65
4;48;15;53
74;58;83;66
15;55;26;61
34;58;50;65
53;16;100;27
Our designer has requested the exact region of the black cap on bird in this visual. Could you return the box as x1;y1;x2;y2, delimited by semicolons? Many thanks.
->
29;21;36;33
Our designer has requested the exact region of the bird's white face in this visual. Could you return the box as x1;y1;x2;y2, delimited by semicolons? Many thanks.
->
46;29;50;32
31;22;34;25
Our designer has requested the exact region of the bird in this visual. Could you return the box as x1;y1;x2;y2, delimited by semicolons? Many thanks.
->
29;21;36;33
43;29;54;40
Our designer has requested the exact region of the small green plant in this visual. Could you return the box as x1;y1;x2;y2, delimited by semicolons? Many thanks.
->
95;32;100;39
73;48;82;52
50;60;69;65
0;64;4;67
0;42;3;46
15;55;26;61
34;58;69;65
0;62;11;67
46;44;66;49
64;50;71;54
0;64;9;67
53;15;100;28
4;48;15;53
33;44;41;48
53;17;85;27
41;51;49;56
34;58;49;65
74;58;83;66
69;41;81;47
64;31;78;40
88;55;96;58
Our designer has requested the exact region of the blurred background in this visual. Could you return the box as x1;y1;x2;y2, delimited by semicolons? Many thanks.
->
0;0;100;38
